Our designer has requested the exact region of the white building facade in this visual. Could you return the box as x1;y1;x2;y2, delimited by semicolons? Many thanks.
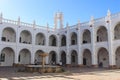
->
0;10;120;68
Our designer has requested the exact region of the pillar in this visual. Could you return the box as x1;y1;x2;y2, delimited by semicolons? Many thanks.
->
31;51;35;64
106;10;116;68
77;20;83;67
14;50;19;64
107;21;116;68
90;17;98;67
57;34;61;64
66;23;71;66
45;23;49;64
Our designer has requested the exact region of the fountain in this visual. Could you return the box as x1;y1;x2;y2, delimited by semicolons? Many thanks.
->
25;53;63;73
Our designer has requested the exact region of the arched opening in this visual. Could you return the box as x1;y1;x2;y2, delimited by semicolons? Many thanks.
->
61;35;66;46
19;49;31;64
19;30;32;44
114;23;120;40
97;26;108;42
49;35;57;46
115;47;120;68
49;51;57;65
97;47;109;68
83;49;92;67
2;27;16;42
61;51;66;66
35;50;44;65
0;47;14;66
82;29;91;44
35;33;45;45
71;32;77;45
71;50;78;66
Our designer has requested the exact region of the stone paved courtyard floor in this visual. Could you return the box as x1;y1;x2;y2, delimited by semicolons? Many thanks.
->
0;67;120;80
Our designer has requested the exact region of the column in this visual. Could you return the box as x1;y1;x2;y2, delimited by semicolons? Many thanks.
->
90;20;98;67
106;10;116;68
31;22;36;64
91;26;98;67
31;51;35;64
107;21;116;68
45;24;49;64
15;20;20;66
66;23;71;66
14;50;19;65
77;20;83;66
57;34;61;64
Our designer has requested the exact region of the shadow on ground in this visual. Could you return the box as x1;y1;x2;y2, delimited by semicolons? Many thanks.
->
0;66;120;80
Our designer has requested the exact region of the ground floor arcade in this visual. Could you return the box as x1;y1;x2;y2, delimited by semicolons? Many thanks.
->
0;47;120;68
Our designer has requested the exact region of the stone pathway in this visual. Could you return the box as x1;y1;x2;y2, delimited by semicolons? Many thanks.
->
0;67;120;80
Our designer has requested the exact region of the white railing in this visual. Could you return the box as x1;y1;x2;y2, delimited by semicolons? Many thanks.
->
1;12;120;31
2;17;55;31
3;18;18;25
20;21;33;27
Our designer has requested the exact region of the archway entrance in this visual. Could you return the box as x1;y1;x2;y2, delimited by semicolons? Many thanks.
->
49;35;57;46
97;48;109;67
35;50;44;64
83;49;92;67
35;33;45;45
49;51;57;65
71;32;77;45
61;35;66;46
2;27;16;42
19;30;32;44
61;51;66;66
97;26;108;42
115;47;120;68
82;29;91;44
71;50;78;66
0;47;14;66
19;49;31;64
114;23;120;40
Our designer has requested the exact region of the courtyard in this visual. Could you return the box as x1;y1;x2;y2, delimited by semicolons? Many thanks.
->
0;67;120;80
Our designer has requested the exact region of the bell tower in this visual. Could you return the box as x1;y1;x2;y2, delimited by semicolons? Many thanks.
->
54;12;64;29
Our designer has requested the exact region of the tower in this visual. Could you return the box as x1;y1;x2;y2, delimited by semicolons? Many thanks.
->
54;12;64;29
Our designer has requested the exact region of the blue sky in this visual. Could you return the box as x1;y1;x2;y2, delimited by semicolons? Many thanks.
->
0;0;120;27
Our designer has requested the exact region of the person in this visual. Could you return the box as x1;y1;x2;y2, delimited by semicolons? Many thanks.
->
34;59;37;65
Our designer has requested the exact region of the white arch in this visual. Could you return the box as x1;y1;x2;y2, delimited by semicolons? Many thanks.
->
18;48;31;64
82;29;91;44
114;22;120;40
49;35;57;46
71;50;78;66
61;35;66;46
96;26;108;42
0;47;15;66
97;47;109;67
70;32;77;45
83;49;92;66
19;30;32;44
35;33;45;45
49;51;57;64
2;27;16;42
